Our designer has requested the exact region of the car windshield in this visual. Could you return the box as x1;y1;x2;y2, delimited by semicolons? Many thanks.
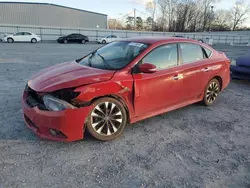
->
79;41;149;70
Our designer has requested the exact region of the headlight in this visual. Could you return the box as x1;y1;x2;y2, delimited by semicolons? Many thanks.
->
231;59;237;66
43;95;76;111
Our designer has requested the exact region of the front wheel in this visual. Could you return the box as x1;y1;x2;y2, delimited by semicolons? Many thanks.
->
7;38;14;43
203;79;221;106
86;97;127;141
102;40;106;44
64;39;68;44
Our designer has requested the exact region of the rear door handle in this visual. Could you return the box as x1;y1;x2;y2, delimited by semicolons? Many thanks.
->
202;67;210;72
172;74;183;80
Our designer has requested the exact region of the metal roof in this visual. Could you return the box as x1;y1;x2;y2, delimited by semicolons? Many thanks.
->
0;1;108;16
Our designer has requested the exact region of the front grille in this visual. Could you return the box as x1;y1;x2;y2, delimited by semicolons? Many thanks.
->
26;87;47;110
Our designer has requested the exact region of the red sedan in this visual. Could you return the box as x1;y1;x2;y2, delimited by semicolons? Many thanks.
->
22;37;230;142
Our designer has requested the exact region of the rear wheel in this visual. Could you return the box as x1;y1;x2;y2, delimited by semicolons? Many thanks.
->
86;97;127;141
31;38;37;43
7;38;14;43
203;79;221;106
81;39;86;44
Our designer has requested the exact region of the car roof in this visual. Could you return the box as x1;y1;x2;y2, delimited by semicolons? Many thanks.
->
17;32;32;33
120;36;198;44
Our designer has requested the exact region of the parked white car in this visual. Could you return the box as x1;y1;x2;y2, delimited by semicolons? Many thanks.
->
98;35;119;44
2;32;41;43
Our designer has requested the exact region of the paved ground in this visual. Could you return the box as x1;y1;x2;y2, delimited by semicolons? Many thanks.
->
0;43;250;188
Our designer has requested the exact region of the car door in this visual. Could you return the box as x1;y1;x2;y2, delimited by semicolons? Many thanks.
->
13;32;24;42
177;43;214;102
106;35;112;43
133;43;183;116
23;32;32;42
76;34;83;42
111;35;117;42
67;34;74;42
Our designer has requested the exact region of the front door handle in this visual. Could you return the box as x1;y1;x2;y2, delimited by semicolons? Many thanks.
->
202;67;210;72
172;74;183;80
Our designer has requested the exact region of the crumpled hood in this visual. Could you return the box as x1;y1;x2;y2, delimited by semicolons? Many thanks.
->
28;61;115;92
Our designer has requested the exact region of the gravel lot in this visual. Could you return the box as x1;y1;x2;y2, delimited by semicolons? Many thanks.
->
0;43;250;188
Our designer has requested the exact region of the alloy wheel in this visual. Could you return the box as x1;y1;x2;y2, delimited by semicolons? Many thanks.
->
91;102;123;136
206;81;220;103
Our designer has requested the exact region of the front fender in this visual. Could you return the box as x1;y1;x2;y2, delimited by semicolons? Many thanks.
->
74;80;135;119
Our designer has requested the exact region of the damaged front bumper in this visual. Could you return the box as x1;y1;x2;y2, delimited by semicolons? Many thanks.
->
22;91;92;142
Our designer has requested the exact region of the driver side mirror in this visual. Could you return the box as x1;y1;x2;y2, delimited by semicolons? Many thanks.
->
138;63;157;73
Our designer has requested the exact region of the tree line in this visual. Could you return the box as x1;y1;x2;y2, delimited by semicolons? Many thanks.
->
108;0;250;32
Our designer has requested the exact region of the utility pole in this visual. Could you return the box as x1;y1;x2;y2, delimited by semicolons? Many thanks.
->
208;6;214;32
134;8;136;30
152;0;156;31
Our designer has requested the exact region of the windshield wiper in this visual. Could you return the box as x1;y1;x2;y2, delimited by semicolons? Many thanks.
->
88;50;97;67
97;53;113;70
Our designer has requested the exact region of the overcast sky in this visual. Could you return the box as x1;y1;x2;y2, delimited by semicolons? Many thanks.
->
1;0;249;26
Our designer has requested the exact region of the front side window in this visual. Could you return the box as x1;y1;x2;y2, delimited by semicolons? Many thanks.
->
79;41;148;70
106;35;111;38
141;44;178;70
180;43;204;64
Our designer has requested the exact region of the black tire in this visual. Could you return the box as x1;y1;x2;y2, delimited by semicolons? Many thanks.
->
7;38;14;43
203;78;221;106
86;97;127;141
31;38;37;43
64;39;68;44
81;40;86;44
102;40;106;44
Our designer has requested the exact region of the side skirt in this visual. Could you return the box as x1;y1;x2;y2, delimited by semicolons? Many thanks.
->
130;98;202;124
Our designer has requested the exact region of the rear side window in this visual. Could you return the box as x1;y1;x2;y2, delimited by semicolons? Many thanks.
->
24;32;31;35
15;32;23;36
180;43;204;64
203;47;212;58
141;44;178;70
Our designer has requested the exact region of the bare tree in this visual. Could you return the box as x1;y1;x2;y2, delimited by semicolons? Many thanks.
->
215;9;232;27
158;0;179;31
201;0;219;31
143;0;249;32
108;19;124;30
231;0;250;31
